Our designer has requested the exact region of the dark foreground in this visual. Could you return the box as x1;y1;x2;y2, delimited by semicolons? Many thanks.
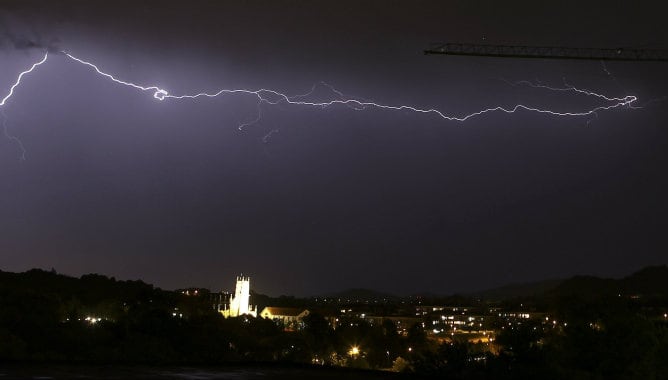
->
2;267;667;379
0;365;409;380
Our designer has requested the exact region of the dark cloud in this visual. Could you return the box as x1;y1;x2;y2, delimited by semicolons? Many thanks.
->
0;2;62;52
1;34;59;52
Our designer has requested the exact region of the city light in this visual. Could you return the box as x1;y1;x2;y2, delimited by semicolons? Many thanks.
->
84;316;102;325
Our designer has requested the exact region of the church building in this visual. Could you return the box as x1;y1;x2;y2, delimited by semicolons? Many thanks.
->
220;275;257;318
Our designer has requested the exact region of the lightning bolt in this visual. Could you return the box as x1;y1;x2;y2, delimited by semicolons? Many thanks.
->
59;51;638;120
1;52;49;160
1;52;49;107
61;52;169;100
1;50;639;157
502;78;639;125
505;79;633;104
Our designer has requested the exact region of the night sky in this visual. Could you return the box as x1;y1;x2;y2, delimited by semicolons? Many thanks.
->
1;1;666;296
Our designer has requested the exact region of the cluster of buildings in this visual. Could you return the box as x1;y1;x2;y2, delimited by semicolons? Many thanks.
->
212;275;310;330
209;275;554;343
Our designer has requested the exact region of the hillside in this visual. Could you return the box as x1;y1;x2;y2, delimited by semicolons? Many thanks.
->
469;278;564;300
550;265;668;297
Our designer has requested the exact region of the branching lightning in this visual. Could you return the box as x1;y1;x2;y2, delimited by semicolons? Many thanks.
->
1;50;640;157
1;109;26;160
62;52;169;100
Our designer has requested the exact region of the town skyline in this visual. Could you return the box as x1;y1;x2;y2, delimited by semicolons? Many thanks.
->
5;262;665;299
1;262;666;377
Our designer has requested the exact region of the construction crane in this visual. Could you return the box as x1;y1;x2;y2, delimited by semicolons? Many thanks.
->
424;43;668;62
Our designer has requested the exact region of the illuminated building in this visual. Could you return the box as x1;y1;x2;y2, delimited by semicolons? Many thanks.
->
260;307;310;330
221;275;257;318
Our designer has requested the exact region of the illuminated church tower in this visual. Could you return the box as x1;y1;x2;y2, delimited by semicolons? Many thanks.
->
221;275;257;318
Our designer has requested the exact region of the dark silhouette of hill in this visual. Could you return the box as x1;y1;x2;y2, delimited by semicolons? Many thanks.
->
0;268;167;305
3;265;665;305
316;265;667;302
621;265;668;294
469;278;564;300
464;265;667;301
550;265;668;297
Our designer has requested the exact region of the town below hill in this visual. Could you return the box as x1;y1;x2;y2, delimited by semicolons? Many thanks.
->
0;265;666;379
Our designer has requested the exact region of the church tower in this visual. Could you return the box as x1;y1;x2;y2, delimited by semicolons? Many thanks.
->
221;275;257;318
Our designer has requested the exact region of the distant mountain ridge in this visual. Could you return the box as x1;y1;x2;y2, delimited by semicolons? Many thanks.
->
313;265;668;301
551;265;668;297
2;265;666;302
469;278;565;300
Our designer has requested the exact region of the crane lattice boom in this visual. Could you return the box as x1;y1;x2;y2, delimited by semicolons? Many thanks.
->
425;43;668;61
